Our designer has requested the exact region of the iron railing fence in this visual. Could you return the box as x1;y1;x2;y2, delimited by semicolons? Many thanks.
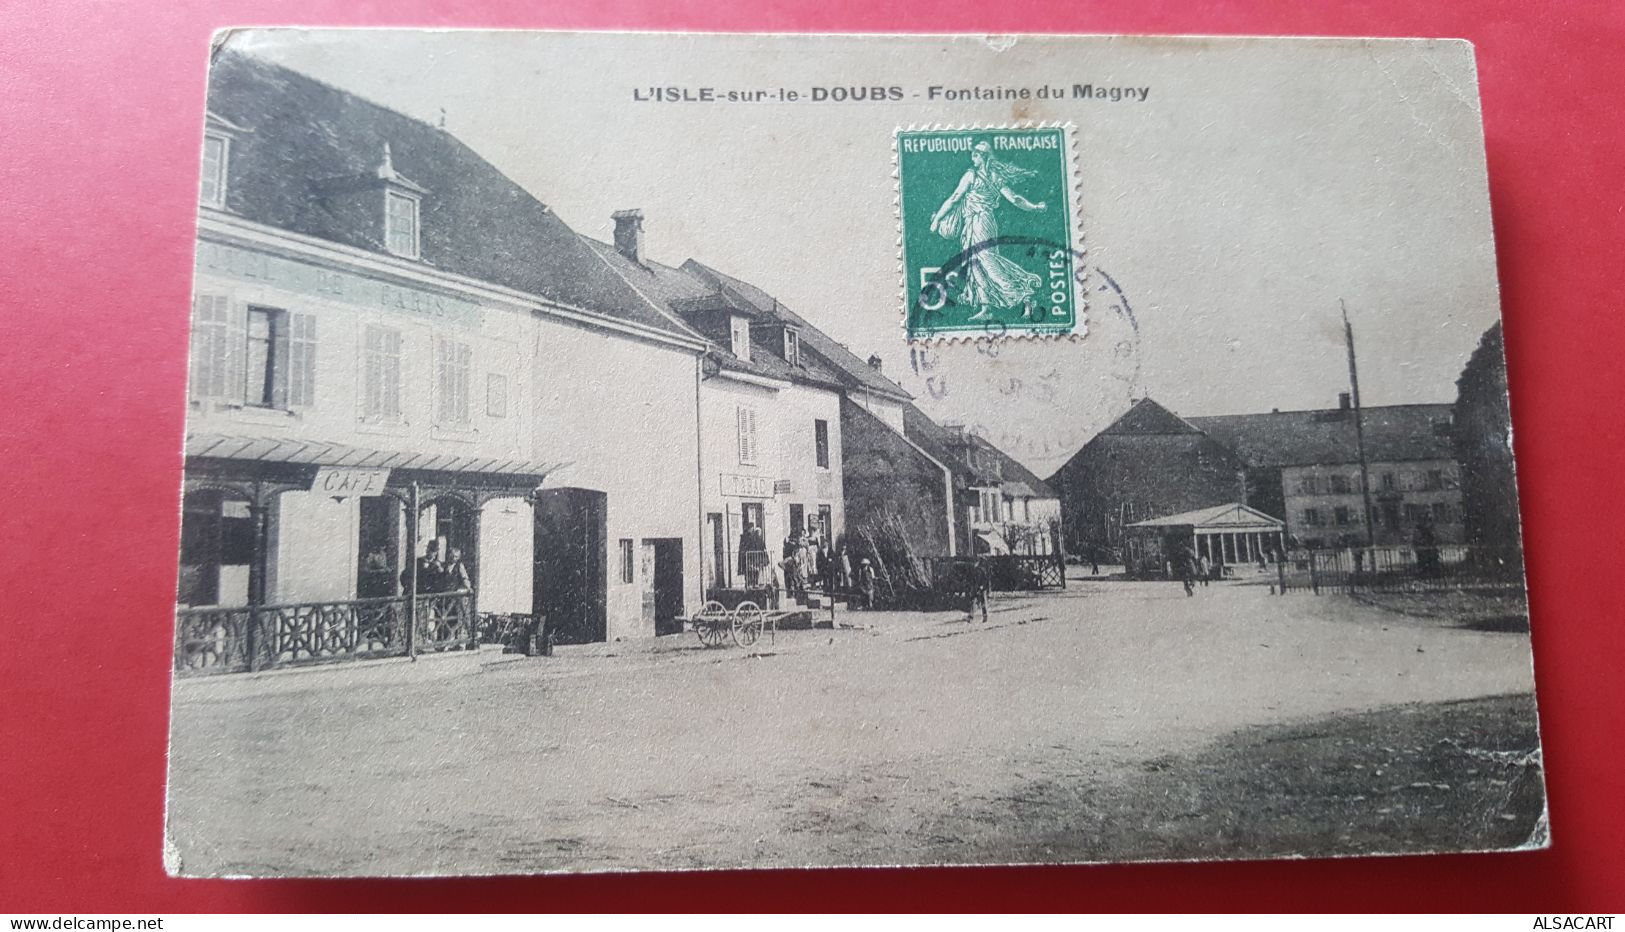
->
175;590;475;676
1299;545;1525;595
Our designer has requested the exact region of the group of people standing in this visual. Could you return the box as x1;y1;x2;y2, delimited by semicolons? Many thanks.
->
737;519;878;607
398;539;472;595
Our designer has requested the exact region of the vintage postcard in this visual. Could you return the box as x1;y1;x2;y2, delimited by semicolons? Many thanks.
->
166;31;1543;876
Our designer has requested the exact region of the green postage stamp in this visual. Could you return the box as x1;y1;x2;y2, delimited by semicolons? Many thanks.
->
896;124;1082;341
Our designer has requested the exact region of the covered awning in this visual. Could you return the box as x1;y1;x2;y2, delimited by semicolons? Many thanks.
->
183;433;565;498
1128;502;1283;533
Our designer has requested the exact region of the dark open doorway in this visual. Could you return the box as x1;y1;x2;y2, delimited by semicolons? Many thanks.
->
643;538;685;636
533;487;608;644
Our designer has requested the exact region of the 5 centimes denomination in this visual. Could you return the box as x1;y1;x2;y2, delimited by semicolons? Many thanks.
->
897;124;1082;341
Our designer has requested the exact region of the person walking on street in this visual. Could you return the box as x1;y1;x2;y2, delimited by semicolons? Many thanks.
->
858;557;877;609
1170;539;1196;597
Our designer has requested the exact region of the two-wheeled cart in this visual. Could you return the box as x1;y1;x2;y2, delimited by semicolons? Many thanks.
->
687;600;776;648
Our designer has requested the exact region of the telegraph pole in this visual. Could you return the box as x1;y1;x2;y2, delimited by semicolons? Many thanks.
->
1343;299;1377;548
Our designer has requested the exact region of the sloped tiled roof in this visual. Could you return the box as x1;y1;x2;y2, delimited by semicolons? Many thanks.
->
1098;398;1205;435
902;404;988;486
683;260;913;402
581;238;845;389
970;435;1058;500
1190;403;1455;467
205;53;700;342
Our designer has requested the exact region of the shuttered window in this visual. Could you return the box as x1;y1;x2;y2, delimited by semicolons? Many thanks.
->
737;405;758;465
435;337;472;426
190;297;314;408
189;294;241;401
286;313;317;407
362;325;402;421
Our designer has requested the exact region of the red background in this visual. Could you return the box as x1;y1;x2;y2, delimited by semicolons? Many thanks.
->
2;0;1621;912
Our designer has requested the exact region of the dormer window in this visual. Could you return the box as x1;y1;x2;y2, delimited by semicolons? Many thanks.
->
385;189;421;259
375;142;428;260
729;315;751;362
783;327;801;367
200;133;230;208
199;111;248;210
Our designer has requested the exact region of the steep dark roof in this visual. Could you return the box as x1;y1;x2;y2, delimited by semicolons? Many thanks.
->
902;404;1055;498
581;238;844;389
1098;398;1205;436
682;260;913;402
1190;403;1456;467
902;404;987;486
205;53;699;342
971;435;1057;499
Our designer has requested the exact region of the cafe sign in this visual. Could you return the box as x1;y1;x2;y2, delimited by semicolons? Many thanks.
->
719;473;775;499
312;466;392;498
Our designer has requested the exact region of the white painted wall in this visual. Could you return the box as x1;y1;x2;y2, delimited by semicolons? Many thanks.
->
537;324;701;641
777;381;846;544
698;374;783;591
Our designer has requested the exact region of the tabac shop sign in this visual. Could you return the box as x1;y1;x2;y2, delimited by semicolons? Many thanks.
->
312;467;392;498
719;473;775;499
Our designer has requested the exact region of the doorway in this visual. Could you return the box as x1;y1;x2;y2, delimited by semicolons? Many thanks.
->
706;512;727;591
356;495;402;598
641;538;685;636
533;487;608;643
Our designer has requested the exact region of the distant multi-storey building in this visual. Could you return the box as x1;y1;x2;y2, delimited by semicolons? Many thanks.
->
1048;394;1464;558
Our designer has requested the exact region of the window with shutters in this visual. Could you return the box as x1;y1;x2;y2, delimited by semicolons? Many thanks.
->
434;337;472;427
191;298;314;410
286;313;316;407
362;325;403;422
736;405;758;465
189;294;238;401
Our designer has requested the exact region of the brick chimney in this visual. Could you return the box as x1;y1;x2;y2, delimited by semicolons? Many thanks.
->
611;209;645;264
867;354;883;372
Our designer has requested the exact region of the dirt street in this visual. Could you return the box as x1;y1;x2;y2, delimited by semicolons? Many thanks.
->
166;575;1539;876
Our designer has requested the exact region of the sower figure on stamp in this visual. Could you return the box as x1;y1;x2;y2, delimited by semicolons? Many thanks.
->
929;141;1047;317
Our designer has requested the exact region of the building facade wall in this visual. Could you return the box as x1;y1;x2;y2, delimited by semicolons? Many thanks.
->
1280;459;1463;549
699;375;785;592
538;326;701;641
185;226;704;639
188;234;541;609
778;381;846;545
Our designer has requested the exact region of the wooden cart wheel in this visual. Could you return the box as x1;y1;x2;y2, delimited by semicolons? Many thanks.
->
731;601;764;648
695;601;730;648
